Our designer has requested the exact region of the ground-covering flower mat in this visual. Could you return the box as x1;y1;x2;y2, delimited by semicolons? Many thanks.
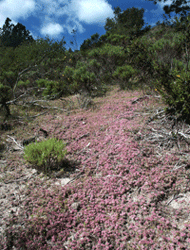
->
1;88;190;249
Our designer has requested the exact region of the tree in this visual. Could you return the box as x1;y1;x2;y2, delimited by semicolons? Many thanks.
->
104;7;145;38
104;7;120;32
0;36;67;117
146;0;190;19
80;33;100;51
117;7;145;31
0;17;34;48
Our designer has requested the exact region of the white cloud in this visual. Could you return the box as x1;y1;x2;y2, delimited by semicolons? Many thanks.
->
36;0;113;36
157;0;173;8
0;0;114;37
0;0;35;26
41;23;64;36
70;0;114;24
65;18;85;34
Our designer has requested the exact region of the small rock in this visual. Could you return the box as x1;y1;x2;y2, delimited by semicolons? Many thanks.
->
71;202;81;211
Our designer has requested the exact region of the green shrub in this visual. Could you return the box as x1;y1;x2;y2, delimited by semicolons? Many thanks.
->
17;80;30;88
88;59;101;70
107;34;130;46
24;138;67;175
0;83;12;116
156;70;190;123
36;78;64;98
88;44;126;66
73;61;96;93
126;38;155;87
153;16;190;123
112;65;139;90
172;59;185;71
62;66;78;94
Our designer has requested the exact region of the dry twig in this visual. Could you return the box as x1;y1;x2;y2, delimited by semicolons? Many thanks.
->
7;135;24;150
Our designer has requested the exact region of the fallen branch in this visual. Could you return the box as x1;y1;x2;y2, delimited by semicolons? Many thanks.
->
7;135;24;150
13;101;66;112
131;95;150;104
76;133;90;141
66;165;86;185
1;173;37;185
13;111;48;120
166;193;184;206
147;109;165;123
26;111;48;118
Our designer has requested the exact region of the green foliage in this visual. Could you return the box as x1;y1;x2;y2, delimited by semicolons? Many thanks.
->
0;36;67;116
24;138;67;175
17;80;30;88
172;59;185;71
61;60;107;97
62;66;78;94
152;15;190;123
156;70;190;123
88;44;126;70
117;7;145;34
0;70;18;89
14;37;66;68
125;37;154;87
1;9;190;123
36;79;63;97
113;65;139;90
72;61;96;94
0;17;34;48
0;83;12;115
0;83;12;100
104;6;145;38
150;34;183;62
107;34;130;46
146;0;190;20
88;59;101;69
87;43;129;88
98;44;125;59
151;38;170;52
149;37;177;67
80;33;100;51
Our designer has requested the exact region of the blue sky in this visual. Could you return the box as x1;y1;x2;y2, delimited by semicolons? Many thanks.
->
0;0;174;50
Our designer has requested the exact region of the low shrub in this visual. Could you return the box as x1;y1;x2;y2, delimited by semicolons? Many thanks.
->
0;83;12;116
24;138;67;175
113;65;139;90
73;61;96;94
157;70;190;123
36;78;64;98
153;16;190;123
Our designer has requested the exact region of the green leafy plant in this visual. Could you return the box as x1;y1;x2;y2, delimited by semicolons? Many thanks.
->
36;78;63;97
72;61;96;94
17;79;30;89
125;37;155;88
61;66;80;94
24;138;67;175
113;65;139;89
0;83;12;116
157;71;190;123
153;16;190;123
0;17;34;48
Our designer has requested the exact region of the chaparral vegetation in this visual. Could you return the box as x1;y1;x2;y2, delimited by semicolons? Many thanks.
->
0;1;190;249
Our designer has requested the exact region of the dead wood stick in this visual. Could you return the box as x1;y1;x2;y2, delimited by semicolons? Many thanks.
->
7;135;24;150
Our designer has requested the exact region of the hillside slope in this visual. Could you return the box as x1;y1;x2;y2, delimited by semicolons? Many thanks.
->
1;88;190;249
